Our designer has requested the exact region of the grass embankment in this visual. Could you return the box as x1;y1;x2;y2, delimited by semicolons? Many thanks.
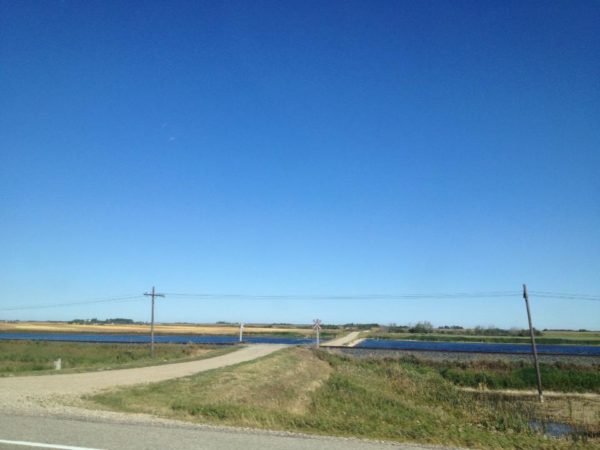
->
89;347;599;449
0;341;236;375
368;332;600;346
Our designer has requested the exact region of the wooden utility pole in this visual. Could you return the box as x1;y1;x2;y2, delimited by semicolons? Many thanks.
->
523;284;543;403
144;286;165;357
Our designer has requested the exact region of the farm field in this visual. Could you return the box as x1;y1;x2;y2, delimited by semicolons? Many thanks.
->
0;340;236;376
545;330;600;341
0;321;324;337
366;329;600;346
89;347;600;449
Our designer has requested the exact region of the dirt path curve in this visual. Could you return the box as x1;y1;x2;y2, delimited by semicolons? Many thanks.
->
0;344;287;403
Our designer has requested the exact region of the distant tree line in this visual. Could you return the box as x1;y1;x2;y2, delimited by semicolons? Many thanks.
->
378;322;543;336
69;318;135;325
468;326;543;337
409;321;434;333
340;323;380;330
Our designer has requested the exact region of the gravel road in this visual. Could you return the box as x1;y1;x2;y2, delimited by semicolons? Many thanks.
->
0;344;286;412
321;331;362;347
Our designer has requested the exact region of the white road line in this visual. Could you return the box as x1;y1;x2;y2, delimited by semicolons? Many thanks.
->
0;439;104;450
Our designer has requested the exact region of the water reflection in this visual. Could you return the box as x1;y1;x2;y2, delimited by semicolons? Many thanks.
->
529;419;576;438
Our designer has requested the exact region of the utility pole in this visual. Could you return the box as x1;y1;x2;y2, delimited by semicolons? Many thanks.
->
144;286;165;358
313;319;322;347
523;284;543;403
239;322;244;343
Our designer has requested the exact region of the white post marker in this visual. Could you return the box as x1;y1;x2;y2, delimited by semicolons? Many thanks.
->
239;322;244;343
313;318;322;347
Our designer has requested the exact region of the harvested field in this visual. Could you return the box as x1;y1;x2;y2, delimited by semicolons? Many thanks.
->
0;321;314;336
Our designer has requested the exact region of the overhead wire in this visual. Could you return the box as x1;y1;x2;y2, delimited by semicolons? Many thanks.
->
529;291;600;302
164;291;520;300
0;295;146;312
1;290;599;312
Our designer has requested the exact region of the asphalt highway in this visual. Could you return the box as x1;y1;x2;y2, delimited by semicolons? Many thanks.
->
0;413;459;450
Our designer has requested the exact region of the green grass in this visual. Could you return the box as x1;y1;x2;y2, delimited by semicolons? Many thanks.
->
88;347;599;449
437;361;600;393
0;340;237;375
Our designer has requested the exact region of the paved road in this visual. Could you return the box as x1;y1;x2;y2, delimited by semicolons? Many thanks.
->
0;413;459;450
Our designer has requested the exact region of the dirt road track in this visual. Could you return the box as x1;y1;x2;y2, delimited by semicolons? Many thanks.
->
321;331;361;347
0;344;286;402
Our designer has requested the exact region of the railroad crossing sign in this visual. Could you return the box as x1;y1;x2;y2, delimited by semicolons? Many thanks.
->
313;319;322;347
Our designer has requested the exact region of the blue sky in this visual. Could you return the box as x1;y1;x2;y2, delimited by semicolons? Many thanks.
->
1;1;598;329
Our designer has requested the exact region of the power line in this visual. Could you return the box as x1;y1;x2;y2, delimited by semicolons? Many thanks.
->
165;291;520;300
166;291;600;302
0;295;145;312
1;290;599;312
529;291;600;302
529;290;600;298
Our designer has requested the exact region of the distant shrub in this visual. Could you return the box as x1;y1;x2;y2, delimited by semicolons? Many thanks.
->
409;321;434;334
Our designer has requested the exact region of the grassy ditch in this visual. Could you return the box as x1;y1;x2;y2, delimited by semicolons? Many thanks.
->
0;340;236;375
88;347;599;449
435;359;600;393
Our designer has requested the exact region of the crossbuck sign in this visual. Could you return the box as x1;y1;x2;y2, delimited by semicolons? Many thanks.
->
313;318;322;347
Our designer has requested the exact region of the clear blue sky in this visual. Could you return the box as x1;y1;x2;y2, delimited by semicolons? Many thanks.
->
1;1;598;329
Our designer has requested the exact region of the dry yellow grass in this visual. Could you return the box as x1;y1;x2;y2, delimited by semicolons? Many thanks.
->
91;347;332;420
0;321;313;336
461;388;600;428
172;347;331;415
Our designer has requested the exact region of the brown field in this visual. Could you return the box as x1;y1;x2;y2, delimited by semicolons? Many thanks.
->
0;321;313;336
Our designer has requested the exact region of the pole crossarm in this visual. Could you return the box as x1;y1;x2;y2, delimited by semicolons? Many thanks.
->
144;291;165;298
